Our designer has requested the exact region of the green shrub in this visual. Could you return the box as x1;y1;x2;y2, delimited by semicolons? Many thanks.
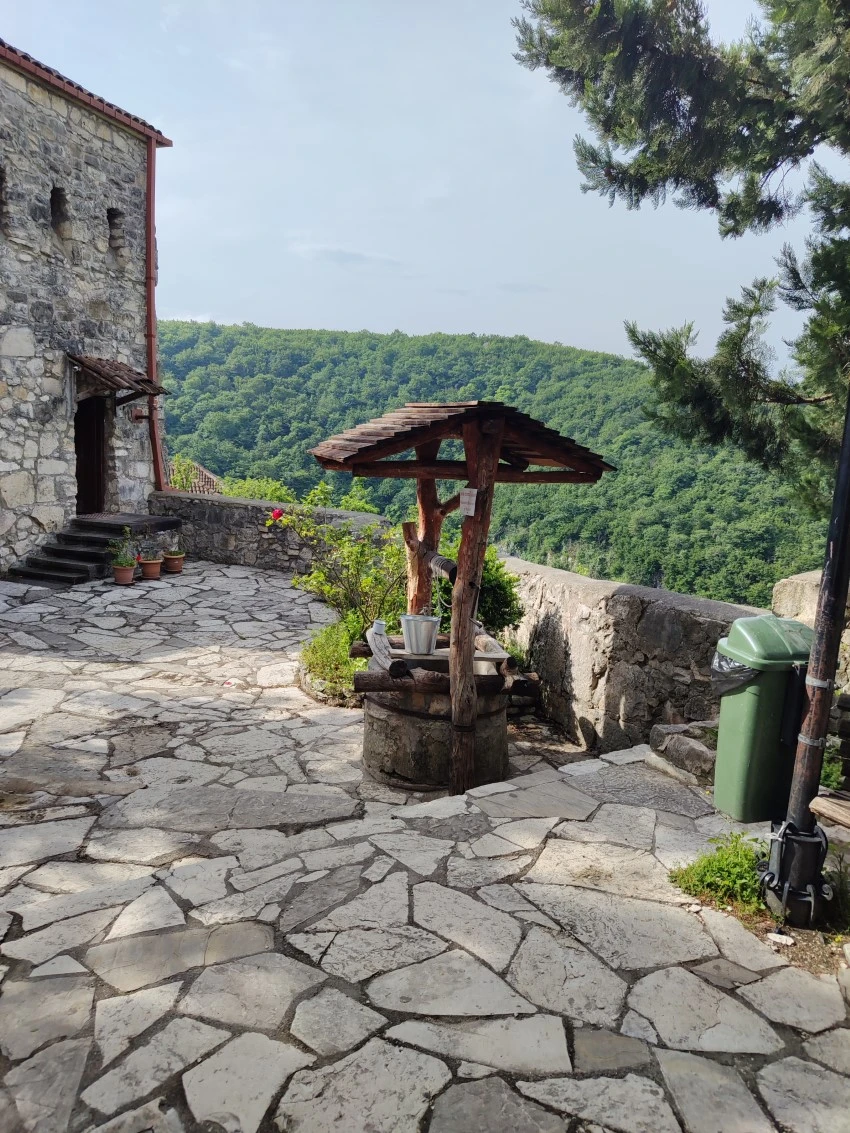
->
268;498;406;636
670;833;766;914
301;619;366;696
221;476;297;503
339;480;380;513
821;744;846;791
169;453;198;492
435;542;524;634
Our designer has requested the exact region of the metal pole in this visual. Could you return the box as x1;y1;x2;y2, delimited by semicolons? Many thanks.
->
764;381;850;924
788;381;850;828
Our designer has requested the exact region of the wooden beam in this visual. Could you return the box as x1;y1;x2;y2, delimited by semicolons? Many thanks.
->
354;670;505;695
438;494;461;517
349;461;597;483
449;415;505;794
501;421;606;475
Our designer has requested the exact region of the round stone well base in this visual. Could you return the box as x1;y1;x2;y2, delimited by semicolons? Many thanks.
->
362;688;509;791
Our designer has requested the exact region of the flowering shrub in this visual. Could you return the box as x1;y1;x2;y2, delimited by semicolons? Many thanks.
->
267;484;406;636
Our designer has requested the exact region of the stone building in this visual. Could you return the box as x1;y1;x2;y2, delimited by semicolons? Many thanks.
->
0;39;171;576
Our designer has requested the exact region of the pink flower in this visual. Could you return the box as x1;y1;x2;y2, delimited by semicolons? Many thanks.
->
271;508;284;520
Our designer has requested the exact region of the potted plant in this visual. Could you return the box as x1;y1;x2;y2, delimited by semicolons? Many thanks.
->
162;531;186;574
107;527;137;586
138;535;164;581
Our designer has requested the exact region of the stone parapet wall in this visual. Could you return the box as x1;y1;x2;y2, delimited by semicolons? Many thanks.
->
505;558;760;752
772;569;850;773
149;491;382;572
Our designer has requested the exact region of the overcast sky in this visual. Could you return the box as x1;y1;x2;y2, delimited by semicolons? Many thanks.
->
2;1;814;360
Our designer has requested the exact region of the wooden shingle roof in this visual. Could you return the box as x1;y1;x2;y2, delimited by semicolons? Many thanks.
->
70;355;168;400
311;401;614;484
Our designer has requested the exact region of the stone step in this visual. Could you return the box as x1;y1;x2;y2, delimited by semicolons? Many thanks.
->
5;564;83;588
56;529;115;549
70;513;180;536
41;540;111;566
24;554;101;580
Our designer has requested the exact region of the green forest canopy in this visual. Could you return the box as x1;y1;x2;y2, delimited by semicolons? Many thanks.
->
158;320;825;608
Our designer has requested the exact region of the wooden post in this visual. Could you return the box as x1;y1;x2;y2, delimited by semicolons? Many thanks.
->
449;416;504;793
407;442;444;614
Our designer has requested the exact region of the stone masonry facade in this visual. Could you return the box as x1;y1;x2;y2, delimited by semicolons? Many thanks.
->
0;58;157;572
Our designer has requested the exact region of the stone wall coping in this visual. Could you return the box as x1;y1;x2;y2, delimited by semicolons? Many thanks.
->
149;490;384;529
503;557;764;620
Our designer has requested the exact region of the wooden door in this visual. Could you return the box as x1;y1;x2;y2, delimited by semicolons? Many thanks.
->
74;396;106;514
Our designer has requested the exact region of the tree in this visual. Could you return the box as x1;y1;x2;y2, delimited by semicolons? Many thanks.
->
514;0;850;512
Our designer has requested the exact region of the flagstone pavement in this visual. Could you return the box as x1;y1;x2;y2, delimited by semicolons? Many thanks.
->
0;561;848;1133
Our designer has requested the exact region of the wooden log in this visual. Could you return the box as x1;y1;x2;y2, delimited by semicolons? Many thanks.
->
353;670;505;694
405;443;446;615
350;460;596;483
402;523;457;584
365;626;410;678
449;415;505;794
438;494;461;517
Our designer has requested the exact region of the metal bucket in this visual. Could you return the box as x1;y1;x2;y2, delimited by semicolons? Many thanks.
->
400;614;440;655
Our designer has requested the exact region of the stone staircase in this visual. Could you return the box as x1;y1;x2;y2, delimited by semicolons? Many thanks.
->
6;513;181;588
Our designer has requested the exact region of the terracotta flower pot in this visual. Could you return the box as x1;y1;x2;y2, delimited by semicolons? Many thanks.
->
140;559;162;581
163;553;185;574
113;565;135;586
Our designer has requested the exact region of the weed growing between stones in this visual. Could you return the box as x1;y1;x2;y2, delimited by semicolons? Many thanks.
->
820;743;846;791
671;833;767;915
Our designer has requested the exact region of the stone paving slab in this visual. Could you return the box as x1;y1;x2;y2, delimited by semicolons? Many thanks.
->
0;562;846;1133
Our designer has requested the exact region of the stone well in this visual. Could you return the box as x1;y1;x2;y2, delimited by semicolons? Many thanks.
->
362;687;509;791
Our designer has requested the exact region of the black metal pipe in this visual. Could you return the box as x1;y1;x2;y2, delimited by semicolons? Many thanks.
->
787;382;850;830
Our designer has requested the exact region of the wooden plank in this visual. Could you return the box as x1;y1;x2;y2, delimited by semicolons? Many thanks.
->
503;421;616;473
809;793;850;828
311;419;463;465
449;415;505;794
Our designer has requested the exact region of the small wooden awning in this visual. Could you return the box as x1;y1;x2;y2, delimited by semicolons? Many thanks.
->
69;355;168;405
311;401;614;484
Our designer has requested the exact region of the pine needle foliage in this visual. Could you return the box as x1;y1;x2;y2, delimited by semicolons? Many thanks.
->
515;1;850;512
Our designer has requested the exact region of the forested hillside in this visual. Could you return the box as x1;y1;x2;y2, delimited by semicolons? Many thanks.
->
158;321;825;607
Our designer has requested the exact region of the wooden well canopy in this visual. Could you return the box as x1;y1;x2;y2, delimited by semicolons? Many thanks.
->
312;401;613;794
311;401;614;485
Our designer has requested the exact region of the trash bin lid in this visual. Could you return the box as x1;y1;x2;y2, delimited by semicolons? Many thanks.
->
716;614;814;670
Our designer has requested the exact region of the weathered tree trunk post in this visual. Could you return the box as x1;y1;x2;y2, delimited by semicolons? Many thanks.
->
449;417;504;793
406;442;443;614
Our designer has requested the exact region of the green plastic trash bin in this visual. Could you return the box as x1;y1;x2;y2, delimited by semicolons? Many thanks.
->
713;614;813;822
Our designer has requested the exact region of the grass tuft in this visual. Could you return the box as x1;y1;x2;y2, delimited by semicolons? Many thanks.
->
670;833;766;914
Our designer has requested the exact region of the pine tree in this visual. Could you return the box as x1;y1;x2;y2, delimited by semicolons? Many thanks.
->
515;1;850;511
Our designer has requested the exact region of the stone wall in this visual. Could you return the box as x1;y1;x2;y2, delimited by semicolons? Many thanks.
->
772;568;850;776
772;569;846;674
0;61;156;572
149;491;382;571
505;558;760;752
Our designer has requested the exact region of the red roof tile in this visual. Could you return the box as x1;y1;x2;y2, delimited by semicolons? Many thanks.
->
0;38;171;146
